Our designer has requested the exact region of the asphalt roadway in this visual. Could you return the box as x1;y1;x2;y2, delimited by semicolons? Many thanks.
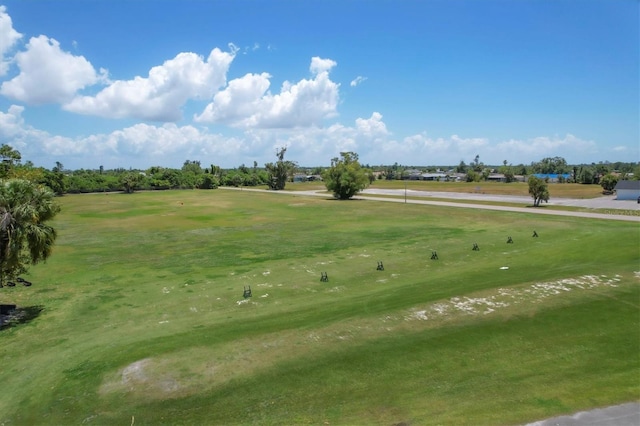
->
357;188;640;222
525;402;640;426
361;188;640;210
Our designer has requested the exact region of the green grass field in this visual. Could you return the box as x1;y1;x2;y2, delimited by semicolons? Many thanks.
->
0;189;638;425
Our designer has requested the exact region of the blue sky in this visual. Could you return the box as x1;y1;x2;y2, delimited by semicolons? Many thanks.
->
0;0;637;170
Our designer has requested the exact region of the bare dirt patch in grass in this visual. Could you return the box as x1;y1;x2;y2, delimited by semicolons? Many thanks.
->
405;274;630;323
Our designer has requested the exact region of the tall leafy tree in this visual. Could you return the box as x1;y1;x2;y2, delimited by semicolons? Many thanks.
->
0;144;22;179
265;147;295;190
576;166;596;184
120;172;143;194
532;156;568;174
498;161;516;183
38;163;67;195
182;160;203;175
0;179;60;287
465;170;481;182
323;152;369;200
528;175;550;207
472;154;483;172
198;174;219;189
599;173;619;193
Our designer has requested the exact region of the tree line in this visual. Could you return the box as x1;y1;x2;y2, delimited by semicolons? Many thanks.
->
1;145;638;197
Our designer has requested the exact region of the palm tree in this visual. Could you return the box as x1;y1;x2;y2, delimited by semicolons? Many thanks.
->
0;179;60;287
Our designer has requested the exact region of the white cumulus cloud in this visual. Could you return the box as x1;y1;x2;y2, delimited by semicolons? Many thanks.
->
0;5;22;76
356;133;491;166
309;57;336;74
0;102;610;169
495;134;597;160
350;76;367;87
195;72;272;126
0;104;248;168
0;104;25;138
0;35;104;104
195;57;339;129
64;47;235;122
356;112;389;136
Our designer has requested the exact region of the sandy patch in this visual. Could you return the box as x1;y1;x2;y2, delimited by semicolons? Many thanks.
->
406;274;627;322
121;359;150;387
101;358;181;398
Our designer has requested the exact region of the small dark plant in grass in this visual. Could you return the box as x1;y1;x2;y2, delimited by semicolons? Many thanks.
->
0;305;44;330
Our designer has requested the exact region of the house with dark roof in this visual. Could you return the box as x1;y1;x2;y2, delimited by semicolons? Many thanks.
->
614;180;640;200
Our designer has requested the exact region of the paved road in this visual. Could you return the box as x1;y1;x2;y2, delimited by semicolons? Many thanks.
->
526;402;640;426
355;190;640;222
361;188;640;211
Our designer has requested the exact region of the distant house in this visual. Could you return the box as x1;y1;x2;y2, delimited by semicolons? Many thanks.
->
405;169;423;180
614;180;640;200
419;173;448;181
293;174;323;182
487;173;506;182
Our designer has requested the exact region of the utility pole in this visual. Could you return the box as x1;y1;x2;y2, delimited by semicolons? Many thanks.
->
404;180;407;203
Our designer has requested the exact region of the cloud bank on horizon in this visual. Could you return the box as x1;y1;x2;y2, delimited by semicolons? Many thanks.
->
0;2;637;170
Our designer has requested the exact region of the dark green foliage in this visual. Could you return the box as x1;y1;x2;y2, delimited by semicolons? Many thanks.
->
0;144;21;179
465;170;480;182
499;161;517;183
40;168;66;195
600;173;619;193
471;154;483;172
323;151;370;199
198;174;219;189
532;156;569;174
120;172;143;194
265;147;296;190
528;175;549;206
146;166;179;190
577;166;597;184
181;160;203;175
0;179;60;286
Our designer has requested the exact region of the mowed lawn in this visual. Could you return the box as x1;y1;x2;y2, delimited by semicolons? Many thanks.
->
0;189;638;425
